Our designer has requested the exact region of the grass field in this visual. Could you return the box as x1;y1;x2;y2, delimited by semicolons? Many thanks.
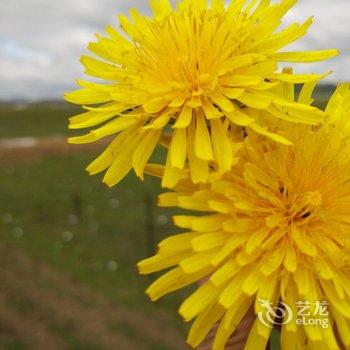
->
0;151;175;307
0;104;78;138
0;103;193;349
0;149;191;349
0;88;336;349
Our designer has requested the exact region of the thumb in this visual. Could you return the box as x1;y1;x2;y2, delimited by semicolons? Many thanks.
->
197;306;256;350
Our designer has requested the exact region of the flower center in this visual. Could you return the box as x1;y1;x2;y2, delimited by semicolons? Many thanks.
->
289;191;323;222
136;10;240;96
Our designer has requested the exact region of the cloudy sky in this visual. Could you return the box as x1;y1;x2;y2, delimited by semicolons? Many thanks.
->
0;0;349;101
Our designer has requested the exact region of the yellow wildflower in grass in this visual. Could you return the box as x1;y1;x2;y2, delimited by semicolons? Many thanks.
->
65;0;338;188
138;83;350;349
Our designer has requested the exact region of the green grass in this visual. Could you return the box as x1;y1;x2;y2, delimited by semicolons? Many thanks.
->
49;321;104;350
4;341;26;350
0;150;191;348
0;151;184;310
0;103;79;138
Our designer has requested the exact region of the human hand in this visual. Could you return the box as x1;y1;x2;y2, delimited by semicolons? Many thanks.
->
197;307;257;350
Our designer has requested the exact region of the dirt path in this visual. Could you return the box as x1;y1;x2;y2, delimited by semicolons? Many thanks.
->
0;244;187;350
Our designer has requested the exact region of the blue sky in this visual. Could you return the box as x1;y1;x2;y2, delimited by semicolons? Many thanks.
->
0;0;349;100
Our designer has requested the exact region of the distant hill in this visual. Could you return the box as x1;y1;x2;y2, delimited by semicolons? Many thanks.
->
0;100;74;111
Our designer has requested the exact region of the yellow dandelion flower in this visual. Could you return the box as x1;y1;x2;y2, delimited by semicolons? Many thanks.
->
138;84;350;349
65;0;338;188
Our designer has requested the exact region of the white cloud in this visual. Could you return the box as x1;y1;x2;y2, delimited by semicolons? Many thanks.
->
0;0;349;100
281;0;350;80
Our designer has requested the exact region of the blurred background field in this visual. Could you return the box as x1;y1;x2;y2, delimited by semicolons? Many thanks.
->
0;101;190;350
0;86;335;350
